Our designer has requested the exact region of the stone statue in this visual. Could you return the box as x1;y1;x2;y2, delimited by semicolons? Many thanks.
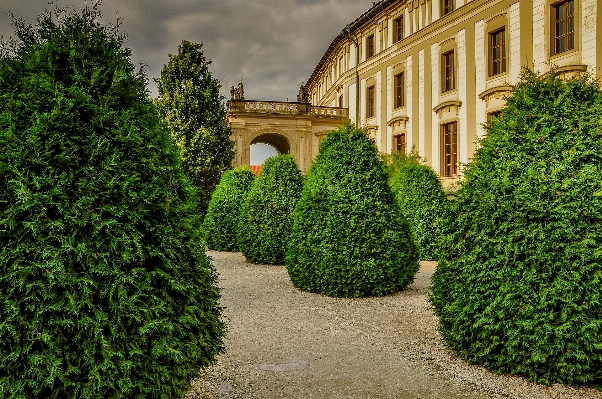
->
237;79;244;100
229;80;245;100
297;82;308;103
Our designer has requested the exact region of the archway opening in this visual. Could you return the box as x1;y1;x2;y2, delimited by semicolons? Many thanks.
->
249;133;290;175
250;143;278;165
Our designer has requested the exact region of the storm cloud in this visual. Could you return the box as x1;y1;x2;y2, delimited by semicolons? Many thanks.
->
0;0;373;101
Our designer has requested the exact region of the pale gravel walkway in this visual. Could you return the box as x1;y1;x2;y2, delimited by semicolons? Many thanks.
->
186;251;602;399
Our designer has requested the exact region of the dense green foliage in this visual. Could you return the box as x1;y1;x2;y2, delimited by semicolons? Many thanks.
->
155;40;234;215
390;163;449;260
203;168;255;251
430;70;602;387
237;154;303;264
0;7;224;398
379;149;422;182
286;125;419;298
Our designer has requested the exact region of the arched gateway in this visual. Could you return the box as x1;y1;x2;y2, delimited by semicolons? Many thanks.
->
226;99;349;173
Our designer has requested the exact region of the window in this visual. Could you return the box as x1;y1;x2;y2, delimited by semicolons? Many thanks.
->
441;122;458;176
489;28;506;76
394;134;406;153
367;35;375;58
394;73;404;108
394;17;403;43
553;0;575;54
339;94;344;108
367;85;375;118
442;0;454;16
339;56;344;77
487;110;502;123
442;50;455;92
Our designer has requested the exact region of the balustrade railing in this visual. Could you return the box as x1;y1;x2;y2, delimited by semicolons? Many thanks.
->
227;100;348;119
309;106;349;118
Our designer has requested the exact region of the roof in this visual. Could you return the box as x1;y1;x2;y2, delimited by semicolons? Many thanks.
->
305;0;399;90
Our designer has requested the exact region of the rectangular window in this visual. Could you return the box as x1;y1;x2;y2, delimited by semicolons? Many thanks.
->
394;17;403;43
394;134;406;153
441;122;458;176
553;0;575;54
339;56;344;77
339;94;344;108
489;28;506;76
367;85;375;118
442;50;455;92
487;110;502;123
394;73;404;108
442;0;454;16
367;35;375;58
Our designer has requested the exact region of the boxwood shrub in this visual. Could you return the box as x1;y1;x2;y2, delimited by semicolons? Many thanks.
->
0;7;224;398
430;70;602;387
203;168;255;251
286;124;419;298
237;154;303;264
390;162;449;260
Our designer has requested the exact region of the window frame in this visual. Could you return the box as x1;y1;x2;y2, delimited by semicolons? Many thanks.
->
366;85;375;119
394;17;403;43
552;0;575;55
394;133;406;153
367;34;375;59
442;0;455;16
442;50;455;93
489;27;507;77
394;72;405;109
441;121;458;177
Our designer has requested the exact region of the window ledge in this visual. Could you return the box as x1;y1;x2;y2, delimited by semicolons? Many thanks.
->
387;115;409;126
433;100;462;114
478;85;512;100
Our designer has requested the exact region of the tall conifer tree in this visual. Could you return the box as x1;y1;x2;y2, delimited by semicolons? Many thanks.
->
0;6;224;397
155;40;234;214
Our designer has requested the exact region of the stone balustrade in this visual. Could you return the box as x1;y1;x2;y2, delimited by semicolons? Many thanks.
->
227;100;348;119
309;106;349;118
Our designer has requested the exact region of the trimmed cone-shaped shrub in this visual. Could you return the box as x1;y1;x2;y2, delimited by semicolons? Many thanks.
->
286;124;419;298
237;154;303;264
203;168;255;251
430;70;602;387
390;163;449;260
0;7;224;398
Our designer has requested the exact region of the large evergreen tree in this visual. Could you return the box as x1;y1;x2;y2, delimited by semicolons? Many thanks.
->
237;154;303;264
390;162;449;260
203;167;255;252
155;40;234;215
0;6;224;398
431;70;602;387
286;125;419;298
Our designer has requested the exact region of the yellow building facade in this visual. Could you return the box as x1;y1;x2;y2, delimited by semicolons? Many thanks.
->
305;0;601;186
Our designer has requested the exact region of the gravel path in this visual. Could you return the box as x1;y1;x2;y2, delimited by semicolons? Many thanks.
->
186;251;602;399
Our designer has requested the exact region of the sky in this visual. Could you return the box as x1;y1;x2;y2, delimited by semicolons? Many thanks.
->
0;0;375;164
0;0;374;101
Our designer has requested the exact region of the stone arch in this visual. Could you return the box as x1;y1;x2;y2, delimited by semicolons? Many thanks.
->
250;132;291;154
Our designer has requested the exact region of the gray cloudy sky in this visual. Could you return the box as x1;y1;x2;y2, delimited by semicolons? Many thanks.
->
0;0;373;102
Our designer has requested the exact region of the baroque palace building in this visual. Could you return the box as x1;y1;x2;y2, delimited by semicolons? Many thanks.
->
304;0;601;186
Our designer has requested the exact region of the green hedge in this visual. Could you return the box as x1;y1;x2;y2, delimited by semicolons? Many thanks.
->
204;168;255;251
237;154;303;264
430;70;602;387
286;124;419;298
390;163;449;260
0;7;224;398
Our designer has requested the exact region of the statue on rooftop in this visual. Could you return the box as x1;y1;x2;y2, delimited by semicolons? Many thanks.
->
230;79;245;100
297;82;309;103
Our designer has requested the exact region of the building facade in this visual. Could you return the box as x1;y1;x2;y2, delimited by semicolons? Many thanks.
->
304;0;601;186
